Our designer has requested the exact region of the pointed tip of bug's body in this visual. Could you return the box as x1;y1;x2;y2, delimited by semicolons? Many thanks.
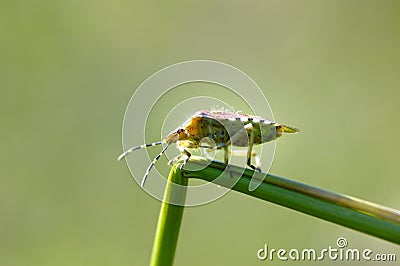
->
279;124;300;134
275;123;300;138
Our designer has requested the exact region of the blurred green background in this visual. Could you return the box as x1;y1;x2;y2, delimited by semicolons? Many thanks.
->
1;1;399;265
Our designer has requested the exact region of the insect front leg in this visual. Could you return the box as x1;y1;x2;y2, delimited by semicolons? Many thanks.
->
172;140;195;171
179;147;192;171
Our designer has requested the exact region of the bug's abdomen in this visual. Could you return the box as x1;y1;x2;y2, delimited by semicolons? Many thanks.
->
251;122;277;144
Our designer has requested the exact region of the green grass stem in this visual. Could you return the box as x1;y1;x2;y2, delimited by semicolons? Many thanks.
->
149;164;188;266
182;156;400;244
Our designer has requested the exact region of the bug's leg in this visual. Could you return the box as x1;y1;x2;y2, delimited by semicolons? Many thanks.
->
223;145;234;178
245;123;261;172
199;137;217;160
223;145;229;165
199;144;215;149
168;155;181;166
253;151;261;171
179;148;192;171
228;148;262;172
173;141;195;170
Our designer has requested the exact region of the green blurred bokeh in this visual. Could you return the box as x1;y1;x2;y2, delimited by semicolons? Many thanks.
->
1;1;399;265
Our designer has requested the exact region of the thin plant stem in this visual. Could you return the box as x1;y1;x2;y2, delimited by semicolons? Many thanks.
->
149;165;188;266
182;156;400;244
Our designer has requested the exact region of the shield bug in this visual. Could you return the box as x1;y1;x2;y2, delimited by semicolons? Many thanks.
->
118;110;299;187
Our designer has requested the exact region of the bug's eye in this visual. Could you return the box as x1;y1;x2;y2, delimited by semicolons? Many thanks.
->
177;128;187;136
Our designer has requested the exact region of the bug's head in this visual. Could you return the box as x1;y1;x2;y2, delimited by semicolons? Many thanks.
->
164;127;188;143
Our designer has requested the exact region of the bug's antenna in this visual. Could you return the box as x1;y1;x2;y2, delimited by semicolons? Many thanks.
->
117;141;163;161
141;141;173;187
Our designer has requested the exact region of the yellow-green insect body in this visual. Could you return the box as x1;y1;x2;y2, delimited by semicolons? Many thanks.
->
119;110;299;187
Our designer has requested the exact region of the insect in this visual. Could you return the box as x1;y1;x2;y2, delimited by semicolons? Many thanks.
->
118;110;299;187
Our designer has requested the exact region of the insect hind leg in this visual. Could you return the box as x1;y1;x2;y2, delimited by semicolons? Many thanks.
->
223;145;234;178
226;122;261;172
230;149;261;170
245;123;261;172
